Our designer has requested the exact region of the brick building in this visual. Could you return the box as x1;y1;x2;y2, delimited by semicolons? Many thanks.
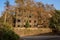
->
1;0;55;28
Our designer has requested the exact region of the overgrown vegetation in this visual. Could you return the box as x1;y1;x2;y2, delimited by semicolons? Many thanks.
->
25;21;30;28
0;23;20;40
50;10;60;32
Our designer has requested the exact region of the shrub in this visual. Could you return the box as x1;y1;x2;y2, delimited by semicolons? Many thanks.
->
49;10;60;32
25;21;30;28
0;23;20;40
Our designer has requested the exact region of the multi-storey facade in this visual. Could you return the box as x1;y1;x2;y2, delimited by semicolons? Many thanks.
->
1;0;55;28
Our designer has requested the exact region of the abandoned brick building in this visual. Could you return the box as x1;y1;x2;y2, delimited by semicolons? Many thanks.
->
1;0;55;28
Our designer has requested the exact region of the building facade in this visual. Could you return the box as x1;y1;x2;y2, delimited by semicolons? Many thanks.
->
1;0;55;28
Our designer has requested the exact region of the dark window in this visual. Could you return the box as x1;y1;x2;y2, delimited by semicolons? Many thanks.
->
34;20;36;23
24;25;25;27
29;15;31;18
19;9;21;12
13;25;15;27
17;19;21;22
18;25;20;27
30;25;31;27
13;18;16;23
29;20;31;23
44;25;46;28
6;19;8;22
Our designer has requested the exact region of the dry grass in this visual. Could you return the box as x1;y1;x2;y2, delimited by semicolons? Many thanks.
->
13;28;52;37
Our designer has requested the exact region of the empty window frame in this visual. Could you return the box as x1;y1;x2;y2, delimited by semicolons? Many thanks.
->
17;19;21;22
18;25;20;27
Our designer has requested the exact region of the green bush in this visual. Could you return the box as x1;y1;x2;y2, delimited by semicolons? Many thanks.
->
49;10;60;32
0;23;20;40
25;21;30;28
0;28;20;40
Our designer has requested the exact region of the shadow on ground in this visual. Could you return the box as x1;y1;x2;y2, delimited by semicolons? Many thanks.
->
32;32;60;36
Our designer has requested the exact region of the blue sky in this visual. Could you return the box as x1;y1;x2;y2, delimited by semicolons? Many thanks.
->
0;0;60;15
